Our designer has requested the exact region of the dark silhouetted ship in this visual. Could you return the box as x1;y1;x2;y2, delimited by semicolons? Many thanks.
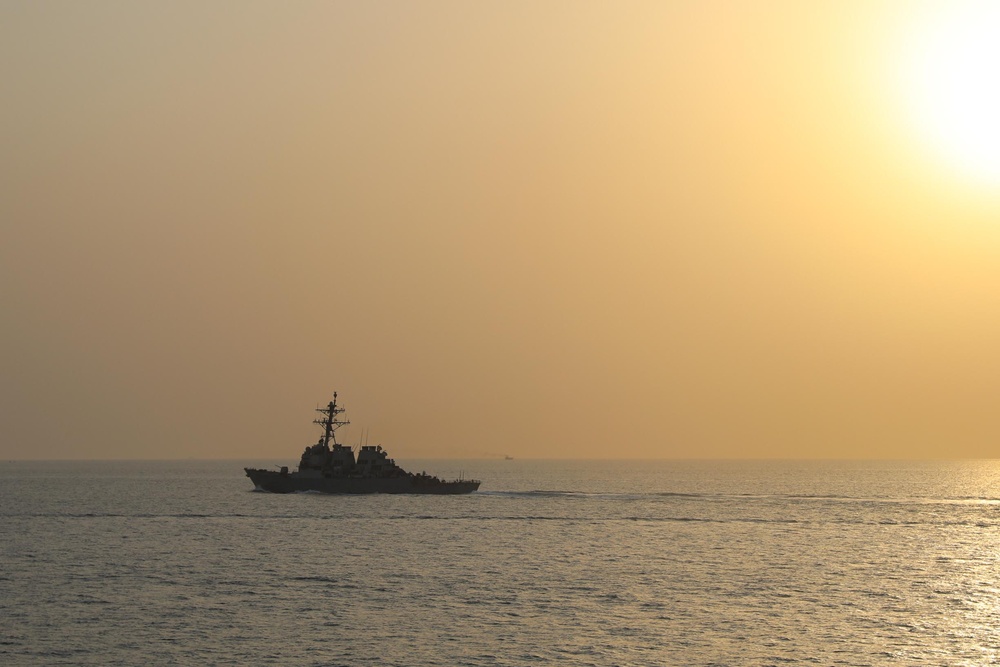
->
245;392;481;494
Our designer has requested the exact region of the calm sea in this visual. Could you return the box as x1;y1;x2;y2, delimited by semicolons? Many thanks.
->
3;459;1000;666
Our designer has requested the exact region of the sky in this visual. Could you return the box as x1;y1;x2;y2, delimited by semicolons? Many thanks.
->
3;1;1000;460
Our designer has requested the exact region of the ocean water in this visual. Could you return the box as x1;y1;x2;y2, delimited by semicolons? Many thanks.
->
3;459;1000;666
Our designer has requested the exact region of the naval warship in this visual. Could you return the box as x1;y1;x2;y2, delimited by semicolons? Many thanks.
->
245;392;481;494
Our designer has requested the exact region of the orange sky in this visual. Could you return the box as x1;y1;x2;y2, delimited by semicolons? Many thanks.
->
2;1;1000;460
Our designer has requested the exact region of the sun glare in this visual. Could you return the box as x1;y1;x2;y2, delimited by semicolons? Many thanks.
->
897;2;1000;187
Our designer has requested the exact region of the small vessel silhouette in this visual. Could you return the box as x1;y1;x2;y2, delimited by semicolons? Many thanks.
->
245;392;481;494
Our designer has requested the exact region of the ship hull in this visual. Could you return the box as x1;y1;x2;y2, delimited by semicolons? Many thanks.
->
245;468;480;495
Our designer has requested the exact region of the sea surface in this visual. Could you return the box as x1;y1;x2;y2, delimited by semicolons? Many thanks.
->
3;459;1000;666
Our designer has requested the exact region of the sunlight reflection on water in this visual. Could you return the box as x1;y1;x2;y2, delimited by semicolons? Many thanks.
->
3;459;1000;665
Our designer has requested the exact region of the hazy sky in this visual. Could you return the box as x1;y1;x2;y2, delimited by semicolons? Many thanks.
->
3;1;1000;460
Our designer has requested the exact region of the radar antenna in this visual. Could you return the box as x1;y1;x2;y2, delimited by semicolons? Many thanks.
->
313;391;350;447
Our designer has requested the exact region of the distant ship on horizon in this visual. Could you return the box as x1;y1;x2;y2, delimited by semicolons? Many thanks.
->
245;392;481;494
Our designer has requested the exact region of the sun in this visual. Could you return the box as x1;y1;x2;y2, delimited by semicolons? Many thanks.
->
897;2;1000;187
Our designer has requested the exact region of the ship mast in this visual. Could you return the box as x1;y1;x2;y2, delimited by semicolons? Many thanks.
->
313;392;350;447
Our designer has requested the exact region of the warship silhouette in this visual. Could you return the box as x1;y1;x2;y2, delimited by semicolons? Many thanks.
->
245;392;481;494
